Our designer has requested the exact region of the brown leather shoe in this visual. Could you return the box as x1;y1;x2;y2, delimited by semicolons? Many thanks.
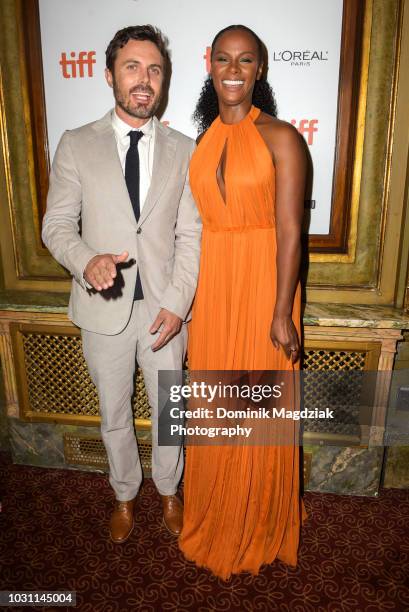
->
109;498;136;543
161;494;183;535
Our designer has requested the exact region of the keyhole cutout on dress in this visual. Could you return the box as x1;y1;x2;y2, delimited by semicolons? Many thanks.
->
216;139;228;206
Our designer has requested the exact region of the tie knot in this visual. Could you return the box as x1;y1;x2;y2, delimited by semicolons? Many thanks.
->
128;130;144;146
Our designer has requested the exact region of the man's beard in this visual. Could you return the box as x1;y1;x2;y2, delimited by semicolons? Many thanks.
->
113;80;161;119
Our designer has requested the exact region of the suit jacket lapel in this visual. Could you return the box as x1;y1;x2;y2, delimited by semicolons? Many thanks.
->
139;117;177;226
91;111;137;228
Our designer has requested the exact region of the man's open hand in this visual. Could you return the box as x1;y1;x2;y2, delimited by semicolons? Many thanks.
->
150;308;182;351
84;251;129;291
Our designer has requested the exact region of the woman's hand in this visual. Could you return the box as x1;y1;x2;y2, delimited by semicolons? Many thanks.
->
270;314;300;364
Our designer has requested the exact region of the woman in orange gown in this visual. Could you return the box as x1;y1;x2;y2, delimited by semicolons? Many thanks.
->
179;25;307;579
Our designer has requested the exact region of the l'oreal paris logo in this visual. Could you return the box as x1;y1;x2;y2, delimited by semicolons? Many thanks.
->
272;50;329;66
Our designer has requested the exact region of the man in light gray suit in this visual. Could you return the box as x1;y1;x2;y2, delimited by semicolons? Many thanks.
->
42;25;201;542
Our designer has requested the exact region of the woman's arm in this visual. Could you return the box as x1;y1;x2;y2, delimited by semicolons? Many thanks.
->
269;121;306;362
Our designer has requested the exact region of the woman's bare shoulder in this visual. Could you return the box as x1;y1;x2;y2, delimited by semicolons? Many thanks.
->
257;112;300;140
256;112;305;162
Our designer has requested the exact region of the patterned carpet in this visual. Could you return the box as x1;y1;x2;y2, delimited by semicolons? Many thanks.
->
0;452;408;612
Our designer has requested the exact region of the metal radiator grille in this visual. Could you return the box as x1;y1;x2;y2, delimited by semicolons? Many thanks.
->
23;332;99;415
64;433;151;470
302;349;366;437
20;330;150;420
16;329;373;438
64;434;108;468
63;434;313;486
303;349;366;370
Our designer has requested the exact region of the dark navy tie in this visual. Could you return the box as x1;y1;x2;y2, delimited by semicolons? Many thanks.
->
125;130;144;300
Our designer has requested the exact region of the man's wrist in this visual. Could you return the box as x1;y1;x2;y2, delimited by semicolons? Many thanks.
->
160;306;182;321
83;267;93;290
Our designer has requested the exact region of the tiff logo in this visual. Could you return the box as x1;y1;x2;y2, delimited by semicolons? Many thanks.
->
59;51;96;78
203;46;211;73
291;119;318;145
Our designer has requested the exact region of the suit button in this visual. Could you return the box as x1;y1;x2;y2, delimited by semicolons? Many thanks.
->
137;228;142;234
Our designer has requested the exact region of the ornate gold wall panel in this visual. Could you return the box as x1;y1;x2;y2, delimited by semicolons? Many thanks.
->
395;3;409;311
0;0;408;305
307;0;409;303
0;1;69;289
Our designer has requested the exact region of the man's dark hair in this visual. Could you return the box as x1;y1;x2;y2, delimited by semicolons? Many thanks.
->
105;25;170;73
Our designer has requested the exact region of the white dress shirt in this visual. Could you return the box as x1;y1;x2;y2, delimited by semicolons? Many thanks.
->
111;110;155;211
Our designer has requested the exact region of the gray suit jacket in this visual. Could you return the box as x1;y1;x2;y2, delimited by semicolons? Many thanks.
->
42;111;202;335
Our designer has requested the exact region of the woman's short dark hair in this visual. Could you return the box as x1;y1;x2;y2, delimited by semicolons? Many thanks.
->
211;24;265;64
193;24;278;134
105;25;170;73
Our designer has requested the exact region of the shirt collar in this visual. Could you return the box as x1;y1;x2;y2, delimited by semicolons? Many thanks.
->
112;109;154;142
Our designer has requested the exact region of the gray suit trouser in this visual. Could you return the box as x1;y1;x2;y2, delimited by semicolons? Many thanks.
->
81;299;186;501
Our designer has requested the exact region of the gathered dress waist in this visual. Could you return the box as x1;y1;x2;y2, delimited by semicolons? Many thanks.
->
203;223;274;233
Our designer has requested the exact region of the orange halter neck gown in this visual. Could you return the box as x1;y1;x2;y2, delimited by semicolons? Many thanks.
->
179;106;305;579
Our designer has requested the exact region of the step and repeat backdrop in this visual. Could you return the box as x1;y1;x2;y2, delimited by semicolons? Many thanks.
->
39;0;343;235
